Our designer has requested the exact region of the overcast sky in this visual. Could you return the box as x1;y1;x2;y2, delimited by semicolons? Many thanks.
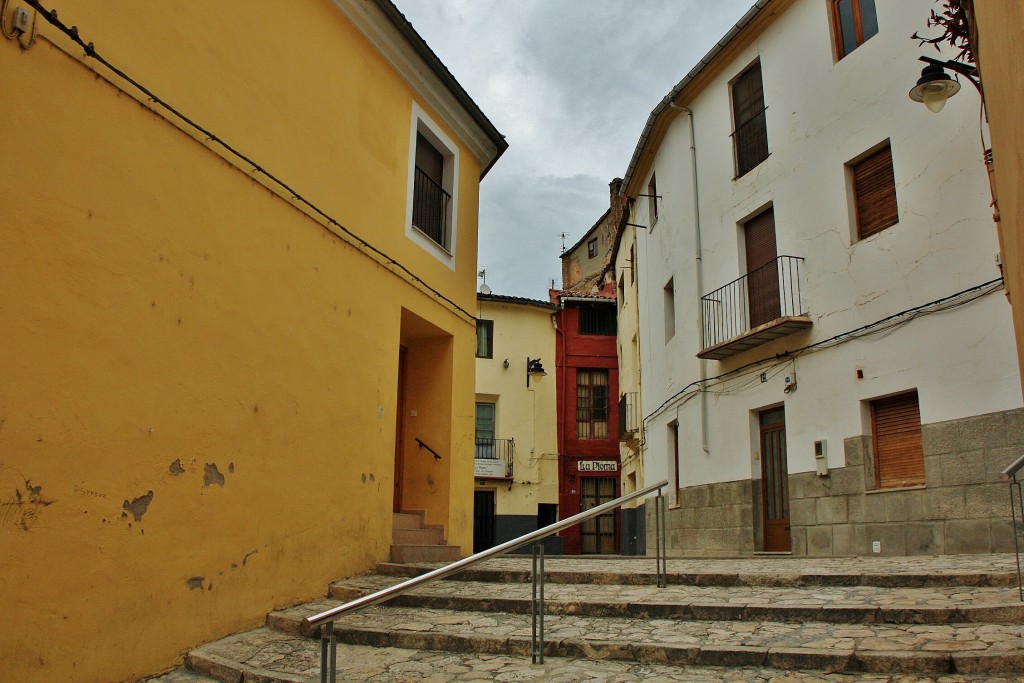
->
396;1;755;300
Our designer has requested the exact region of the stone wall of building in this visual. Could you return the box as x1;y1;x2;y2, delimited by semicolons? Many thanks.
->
647;408;1023;557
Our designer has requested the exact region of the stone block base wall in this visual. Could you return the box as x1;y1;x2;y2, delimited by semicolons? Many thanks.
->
646;479;757;556
647;408;1023;557
791;408;1023;556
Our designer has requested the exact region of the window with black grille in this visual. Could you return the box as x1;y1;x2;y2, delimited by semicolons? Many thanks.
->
412;133;450;249
578;304;616;336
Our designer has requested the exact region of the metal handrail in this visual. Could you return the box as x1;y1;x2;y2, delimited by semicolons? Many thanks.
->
306;479;668;628
1001;453;1024;479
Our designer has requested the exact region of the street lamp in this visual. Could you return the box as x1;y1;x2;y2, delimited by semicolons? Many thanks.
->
908;56;979;113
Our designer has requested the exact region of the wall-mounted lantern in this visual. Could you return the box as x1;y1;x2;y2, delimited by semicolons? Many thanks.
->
526;357;546;387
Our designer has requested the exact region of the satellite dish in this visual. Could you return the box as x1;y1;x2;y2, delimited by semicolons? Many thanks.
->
479;284;492;295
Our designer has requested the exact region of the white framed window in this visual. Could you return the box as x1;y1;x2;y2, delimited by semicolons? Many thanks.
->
406;102;459;268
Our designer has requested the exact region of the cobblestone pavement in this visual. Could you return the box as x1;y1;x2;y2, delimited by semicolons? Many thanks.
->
386;553;1021;581
146;554;1024;681
275;601;1024;655
333;574;1023;612
176;628;1024;683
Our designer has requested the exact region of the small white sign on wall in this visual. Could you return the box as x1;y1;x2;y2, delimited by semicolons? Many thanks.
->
474;458;507;478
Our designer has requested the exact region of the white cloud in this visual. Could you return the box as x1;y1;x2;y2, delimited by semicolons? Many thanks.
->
398;0;755;298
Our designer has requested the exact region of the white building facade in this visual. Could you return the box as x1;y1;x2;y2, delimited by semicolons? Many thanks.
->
623;0;1022;556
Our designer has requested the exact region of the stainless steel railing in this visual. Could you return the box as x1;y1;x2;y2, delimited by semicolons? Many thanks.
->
1002;454;1024;602
308;479;669;681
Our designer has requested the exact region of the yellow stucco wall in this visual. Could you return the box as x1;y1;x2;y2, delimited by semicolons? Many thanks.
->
0;2;484;680
475;300;559;518
972;2;1024;400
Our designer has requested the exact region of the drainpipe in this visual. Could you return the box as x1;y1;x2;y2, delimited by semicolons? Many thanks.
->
668;103;710;455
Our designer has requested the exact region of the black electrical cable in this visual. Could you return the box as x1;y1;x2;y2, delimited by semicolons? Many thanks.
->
643;277;1004;425
24;0;478;325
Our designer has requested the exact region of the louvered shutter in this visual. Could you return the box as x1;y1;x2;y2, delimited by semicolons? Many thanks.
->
854;146;899;239
744;208;781;327
872;391;925;488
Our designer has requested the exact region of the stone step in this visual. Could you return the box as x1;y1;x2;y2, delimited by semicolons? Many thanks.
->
183;627;1024;683
326;575;1024;624
266;601;1024;675
391;511;425;530
391;527;445;545
389;543;461;564
376;555;1020;588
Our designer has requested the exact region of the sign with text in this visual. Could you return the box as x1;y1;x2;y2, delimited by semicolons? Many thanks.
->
577;460;617;473
474;458;508;478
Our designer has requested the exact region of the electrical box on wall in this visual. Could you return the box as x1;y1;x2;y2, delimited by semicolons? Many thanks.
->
814;439;828;476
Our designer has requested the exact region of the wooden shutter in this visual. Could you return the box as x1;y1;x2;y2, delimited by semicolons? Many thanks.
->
415;133;443;183
853;145;898;239
744;208;781;327
872;391;925;488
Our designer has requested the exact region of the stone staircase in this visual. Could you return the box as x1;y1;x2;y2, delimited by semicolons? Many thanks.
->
148;554;1024;682
390;510;461;564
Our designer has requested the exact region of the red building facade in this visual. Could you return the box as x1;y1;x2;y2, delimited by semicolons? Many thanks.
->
552;287;621;554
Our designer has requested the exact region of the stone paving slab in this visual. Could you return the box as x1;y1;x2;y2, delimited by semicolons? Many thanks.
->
327;575;1024;624
186;627;1024;683
267;602;1024;674
377;554;1021;588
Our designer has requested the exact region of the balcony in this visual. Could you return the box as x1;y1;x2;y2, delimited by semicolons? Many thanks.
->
698;255;811;360
474;438;514;479
618;392;639;438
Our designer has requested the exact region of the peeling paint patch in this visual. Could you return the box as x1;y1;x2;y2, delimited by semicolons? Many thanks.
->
122;490;154;522
186;576;205;590
203;463;224;487
0;476;55;531
228;462;234;474
169;459;185;475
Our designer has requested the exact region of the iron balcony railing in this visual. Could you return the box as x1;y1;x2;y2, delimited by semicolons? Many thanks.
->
412;165;450;250
701;255;806;350
307;480;669;680
474;437;514;479
618;392;639;438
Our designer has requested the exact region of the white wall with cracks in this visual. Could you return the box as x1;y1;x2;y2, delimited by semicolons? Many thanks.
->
628;0;1020;493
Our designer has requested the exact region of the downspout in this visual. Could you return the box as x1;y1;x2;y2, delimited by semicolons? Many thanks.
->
669;104;710;455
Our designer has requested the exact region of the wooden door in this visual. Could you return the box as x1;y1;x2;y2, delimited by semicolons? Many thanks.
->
393;346;408;513
745;208;780;328
580;477;618;554
760;407;791;552
473;490;496;553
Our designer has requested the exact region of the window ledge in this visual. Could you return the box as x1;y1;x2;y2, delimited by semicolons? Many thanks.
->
865;484;926;495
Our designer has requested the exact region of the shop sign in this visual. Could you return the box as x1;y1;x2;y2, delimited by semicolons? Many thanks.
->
577;460;617;472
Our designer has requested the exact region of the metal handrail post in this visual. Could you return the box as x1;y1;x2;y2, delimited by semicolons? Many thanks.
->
531;545;538;663
657;490;667;588
1011;473;1023;602
534;543;545;663
320;621;336;683
1001;455;1024;602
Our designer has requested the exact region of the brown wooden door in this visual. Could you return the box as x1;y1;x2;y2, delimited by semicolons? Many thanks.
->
580;477;618;554
760;407;790;552
745;208;780;328
393;346;408;513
